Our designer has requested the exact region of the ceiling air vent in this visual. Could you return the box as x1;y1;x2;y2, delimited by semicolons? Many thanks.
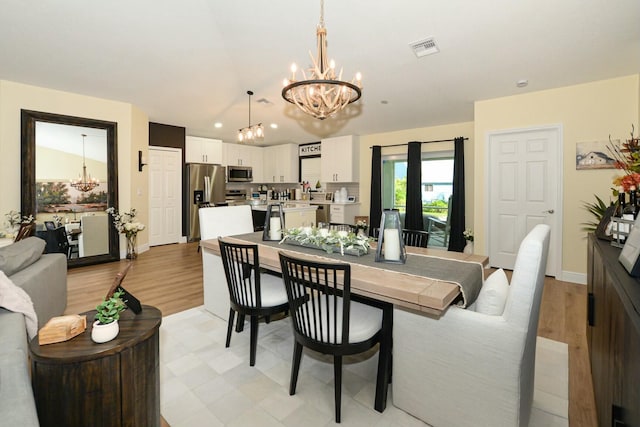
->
409;37;439;58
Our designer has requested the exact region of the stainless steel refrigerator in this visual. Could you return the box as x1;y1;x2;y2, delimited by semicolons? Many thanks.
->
186;163;226;241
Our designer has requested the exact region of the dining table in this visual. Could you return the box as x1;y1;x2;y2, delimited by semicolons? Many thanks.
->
200;232;489;316
200;231;489;413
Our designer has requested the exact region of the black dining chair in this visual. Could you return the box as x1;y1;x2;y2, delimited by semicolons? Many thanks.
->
218;239;289;366
52;226;71;258
401;229;430;248
372;227;430;248
279;252;390;423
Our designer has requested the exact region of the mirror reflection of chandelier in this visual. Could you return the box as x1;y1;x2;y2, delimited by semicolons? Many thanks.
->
282;0;362;120
70;133;99;192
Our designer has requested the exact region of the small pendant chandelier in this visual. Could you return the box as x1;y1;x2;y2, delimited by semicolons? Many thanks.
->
282;0;362;120
238;90;264;143
70;133;99;193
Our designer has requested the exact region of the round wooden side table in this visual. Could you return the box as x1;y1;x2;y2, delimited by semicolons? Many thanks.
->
29;305;162;427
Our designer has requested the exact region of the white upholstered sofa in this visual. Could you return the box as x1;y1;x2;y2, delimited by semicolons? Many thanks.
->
392;224;551;427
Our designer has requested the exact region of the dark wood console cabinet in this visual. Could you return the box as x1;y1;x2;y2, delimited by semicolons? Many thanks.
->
587;234;640;427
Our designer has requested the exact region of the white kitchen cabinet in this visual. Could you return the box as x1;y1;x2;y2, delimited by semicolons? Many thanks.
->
263;144;299;183
223;143;250;166
251;148;264;183
329;203;360;224
223;143;263;173
321;135;360;183
186;136;223;164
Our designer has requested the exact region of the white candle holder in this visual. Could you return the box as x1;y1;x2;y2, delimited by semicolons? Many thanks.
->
375;209;406;264
263;203;285;241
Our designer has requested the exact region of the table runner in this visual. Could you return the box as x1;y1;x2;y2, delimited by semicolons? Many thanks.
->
230;232;483;308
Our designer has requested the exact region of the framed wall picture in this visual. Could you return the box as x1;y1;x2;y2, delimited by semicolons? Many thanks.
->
619;215;640;277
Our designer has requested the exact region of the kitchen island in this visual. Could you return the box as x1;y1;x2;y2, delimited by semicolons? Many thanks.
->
250;202;317;229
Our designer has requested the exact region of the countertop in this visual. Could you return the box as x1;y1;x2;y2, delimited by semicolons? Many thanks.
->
248;200;360;207
308;200;360;206
251;203;318;212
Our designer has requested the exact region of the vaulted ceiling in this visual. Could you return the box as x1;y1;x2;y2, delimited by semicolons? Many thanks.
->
1;0;638;146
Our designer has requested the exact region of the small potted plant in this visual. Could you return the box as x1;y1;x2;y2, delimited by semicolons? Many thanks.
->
91;289;127;343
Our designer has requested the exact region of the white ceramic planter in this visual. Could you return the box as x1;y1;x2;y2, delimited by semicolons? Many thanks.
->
463;241;474;254
91;319;119;343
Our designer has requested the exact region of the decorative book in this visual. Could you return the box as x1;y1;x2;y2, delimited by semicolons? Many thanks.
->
38;314;87;345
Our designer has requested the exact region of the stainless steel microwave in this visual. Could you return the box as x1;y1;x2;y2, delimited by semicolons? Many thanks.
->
227;165;253;182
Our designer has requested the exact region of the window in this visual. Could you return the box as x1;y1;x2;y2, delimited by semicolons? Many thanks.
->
382;151;453;248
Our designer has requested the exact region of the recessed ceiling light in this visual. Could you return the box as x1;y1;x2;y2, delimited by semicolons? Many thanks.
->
270;123;278;129
214;122;223;128
516;79;528;88
381;100;389;105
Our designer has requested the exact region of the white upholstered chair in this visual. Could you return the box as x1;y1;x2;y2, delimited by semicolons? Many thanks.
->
199;205;255;319
392;224;551;427
78;215;109;257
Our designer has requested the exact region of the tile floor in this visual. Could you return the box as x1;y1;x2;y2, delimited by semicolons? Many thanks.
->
160;306;568;427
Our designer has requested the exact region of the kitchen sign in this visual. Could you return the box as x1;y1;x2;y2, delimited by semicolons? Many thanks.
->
299;142;321;157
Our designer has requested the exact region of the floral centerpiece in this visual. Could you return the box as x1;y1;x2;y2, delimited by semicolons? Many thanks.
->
355;219;368;237
281;226;372;256
106;207;145;259
3;210;34;237
462;228;474;254
609;125;640;195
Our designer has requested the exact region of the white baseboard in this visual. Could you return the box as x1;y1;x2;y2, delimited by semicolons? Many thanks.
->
558;270;587;285
119;243;150;259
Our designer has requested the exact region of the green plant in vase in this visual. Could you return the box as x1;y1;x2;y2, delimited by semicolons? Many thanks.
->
95;289;127;325
92;289;127;343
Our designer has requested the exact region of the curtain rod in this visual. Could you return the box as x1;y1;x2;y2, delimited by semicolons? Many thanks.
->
369;137;468;149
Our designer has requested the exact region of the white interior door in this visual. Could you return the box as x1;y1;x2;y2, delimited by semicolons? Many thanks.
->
487;125;562;276
149;147;182;246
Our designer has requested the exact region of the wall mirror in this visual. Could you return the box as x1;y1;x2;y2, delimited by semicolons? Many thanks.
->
21;110;120;267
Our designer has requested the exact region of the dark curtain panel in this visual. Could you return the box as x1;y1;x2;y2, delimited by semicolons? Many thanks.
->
405;141;424;231
369;146;382;236
448;137;466;252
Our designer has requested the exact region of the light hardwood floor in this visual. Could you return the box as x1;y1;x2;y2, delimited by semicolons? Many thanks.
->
65;242;598;426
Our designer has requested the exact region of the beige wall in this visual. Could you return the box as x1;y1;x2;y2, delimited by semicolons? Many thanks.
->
357;121;475;228
36;147;108;182
356;75;639;279
474;74;640;277
0;80;149;249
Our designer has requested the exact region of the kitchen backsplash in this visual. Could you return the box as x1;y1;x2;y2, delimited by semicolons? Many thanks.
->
325;183;360;202
227;181;360;202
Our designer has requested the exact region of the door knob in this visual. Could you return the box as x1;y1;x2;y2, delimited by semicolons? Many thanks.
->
543;209;555;214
